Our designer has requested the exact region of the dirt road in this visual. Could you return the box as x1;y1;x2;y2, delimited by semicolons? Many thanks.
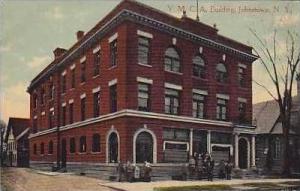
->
1;167;118;191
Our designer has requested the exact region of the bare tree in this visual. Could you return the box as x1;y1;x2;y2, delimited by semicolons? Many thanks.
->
0;120;6;166
251;29;300;177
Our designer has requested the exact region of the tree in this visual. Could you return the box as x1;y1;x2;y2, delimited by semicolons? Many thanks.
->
251;29;300;177
0;120;6;166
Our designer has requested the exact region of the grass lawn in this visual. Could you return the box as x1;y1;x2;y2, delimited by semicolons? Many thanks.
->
154;184;233;191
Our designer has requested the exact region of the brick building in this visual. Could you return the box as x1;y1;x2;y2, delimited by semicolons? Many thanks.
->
27;0;258;177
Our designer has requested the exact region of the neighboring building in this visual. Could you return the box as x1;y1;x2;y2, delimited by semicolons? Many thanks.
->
27;0;258;177
5;117;30;167
253;71;300;174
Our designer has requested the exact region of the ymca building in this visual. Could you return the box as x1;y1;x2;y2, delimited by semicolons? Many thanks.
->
27;0;258;176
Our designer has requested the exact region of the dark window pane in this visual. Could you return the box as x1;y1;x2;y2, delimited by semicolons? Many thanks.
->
92;134;100;152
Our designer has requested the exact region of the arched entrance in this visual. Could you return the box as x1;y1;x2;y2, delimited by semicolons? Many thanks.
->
238;138;248;169
136;132;153;163
108;132;118;163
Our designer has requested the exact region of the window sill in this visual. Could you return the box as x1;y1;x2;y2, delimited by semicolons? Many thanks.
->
47;154;53;155
91;152;101;155
80;82;86;86
70;88;75;91
165;70;182;75
138;63;152;68
78;152;87;155
108;65;117;70
61;93;66;96
93;74;100;79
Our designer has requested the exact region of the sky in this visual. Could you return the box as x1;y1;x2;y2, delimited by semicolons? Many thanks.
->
0;0;300;123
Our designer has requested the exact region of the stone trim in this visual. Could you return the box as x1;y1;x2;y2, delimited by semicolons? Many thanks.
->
108;32;118;43
137;30;153;39
137;77;153;84
165;82;182;90
216;93;230;100
108;78;117;86
192;89;208;95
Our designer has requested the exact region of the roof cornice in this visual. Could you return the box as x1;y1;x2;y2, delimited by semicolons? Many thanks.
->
28;9;258;92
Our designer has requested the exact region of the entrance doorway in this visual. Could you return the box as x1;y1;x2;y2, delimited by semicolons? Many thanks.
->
136;132;153;163
61;139;67;168
108;132;118;163
238;138;248;169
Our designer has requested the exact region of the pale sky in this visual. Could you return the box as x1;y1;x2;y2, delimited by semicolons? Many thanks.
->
0;0;300;123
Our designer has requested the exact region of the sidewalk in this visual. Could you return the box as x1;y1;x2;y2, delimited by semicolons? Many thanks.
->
99;178;300;191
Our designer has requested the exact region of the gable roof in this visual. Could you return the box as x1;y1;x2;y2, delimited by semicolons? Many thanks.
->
5;117;30;142
253;96;300;134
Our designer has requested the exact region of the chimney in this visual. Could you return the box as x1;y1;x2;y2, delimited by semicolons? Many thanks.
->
53;47;67;59
76;30;84;41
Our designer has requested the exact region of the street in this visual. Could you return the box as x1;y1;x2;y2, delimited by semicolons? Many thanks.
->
1;167;300;191
1;167;117;191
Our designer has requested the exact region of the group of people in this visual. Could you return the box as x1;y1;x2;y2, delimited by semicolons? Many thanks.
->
117;161;152;182
188;152;232;181
217;160;233;180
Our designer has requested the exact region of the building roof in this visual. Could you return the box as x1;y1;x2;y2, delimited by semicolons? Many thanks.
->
5;117;30;142
27;0;258;93
253;96;300;135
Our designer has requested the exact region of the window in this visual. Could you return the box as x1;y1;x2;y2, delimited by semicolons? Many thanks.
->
164;47;180;72
238;102;246;123
165;88;179;115
238;67;245;87
70;137;76;153
193;93;205;118
81;61;86;83
110;85;117;112
163;128;189;141
49;81;55;100
61;75;66;94
33;119;37;133
40;142;44;155
40;88;45;105
216;63;227;83
138;36;150;65
71;69;75;89
193;55;205;78
69;103;74;124
211;132;231;144
33;144;37;155
216;98;227;121
81;97;86;121
48;110;54;129
48;141;53;154
92;134;101;152
79;136;86;153
93;92;100;117
138;83;150;111
33;94;38;109
110;40;117;66
62;105;66;126
93;50;101;76
273;138;281;159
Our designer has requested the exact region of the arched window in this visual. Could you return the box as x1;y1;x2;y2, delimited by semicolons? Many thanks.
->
33;94;38;108
193;55;205;78
70;137;76;153
33;144;37;155
40;142;44;155
216;63;227;83
40;88;45;105
92;134;101;152
79;136;86;153
48;140;53;154
164;47;180;73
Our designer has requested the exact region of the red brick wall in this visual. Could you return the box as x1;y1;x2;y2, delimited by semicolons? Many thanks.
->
125;22;253;122
29;116;232;163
